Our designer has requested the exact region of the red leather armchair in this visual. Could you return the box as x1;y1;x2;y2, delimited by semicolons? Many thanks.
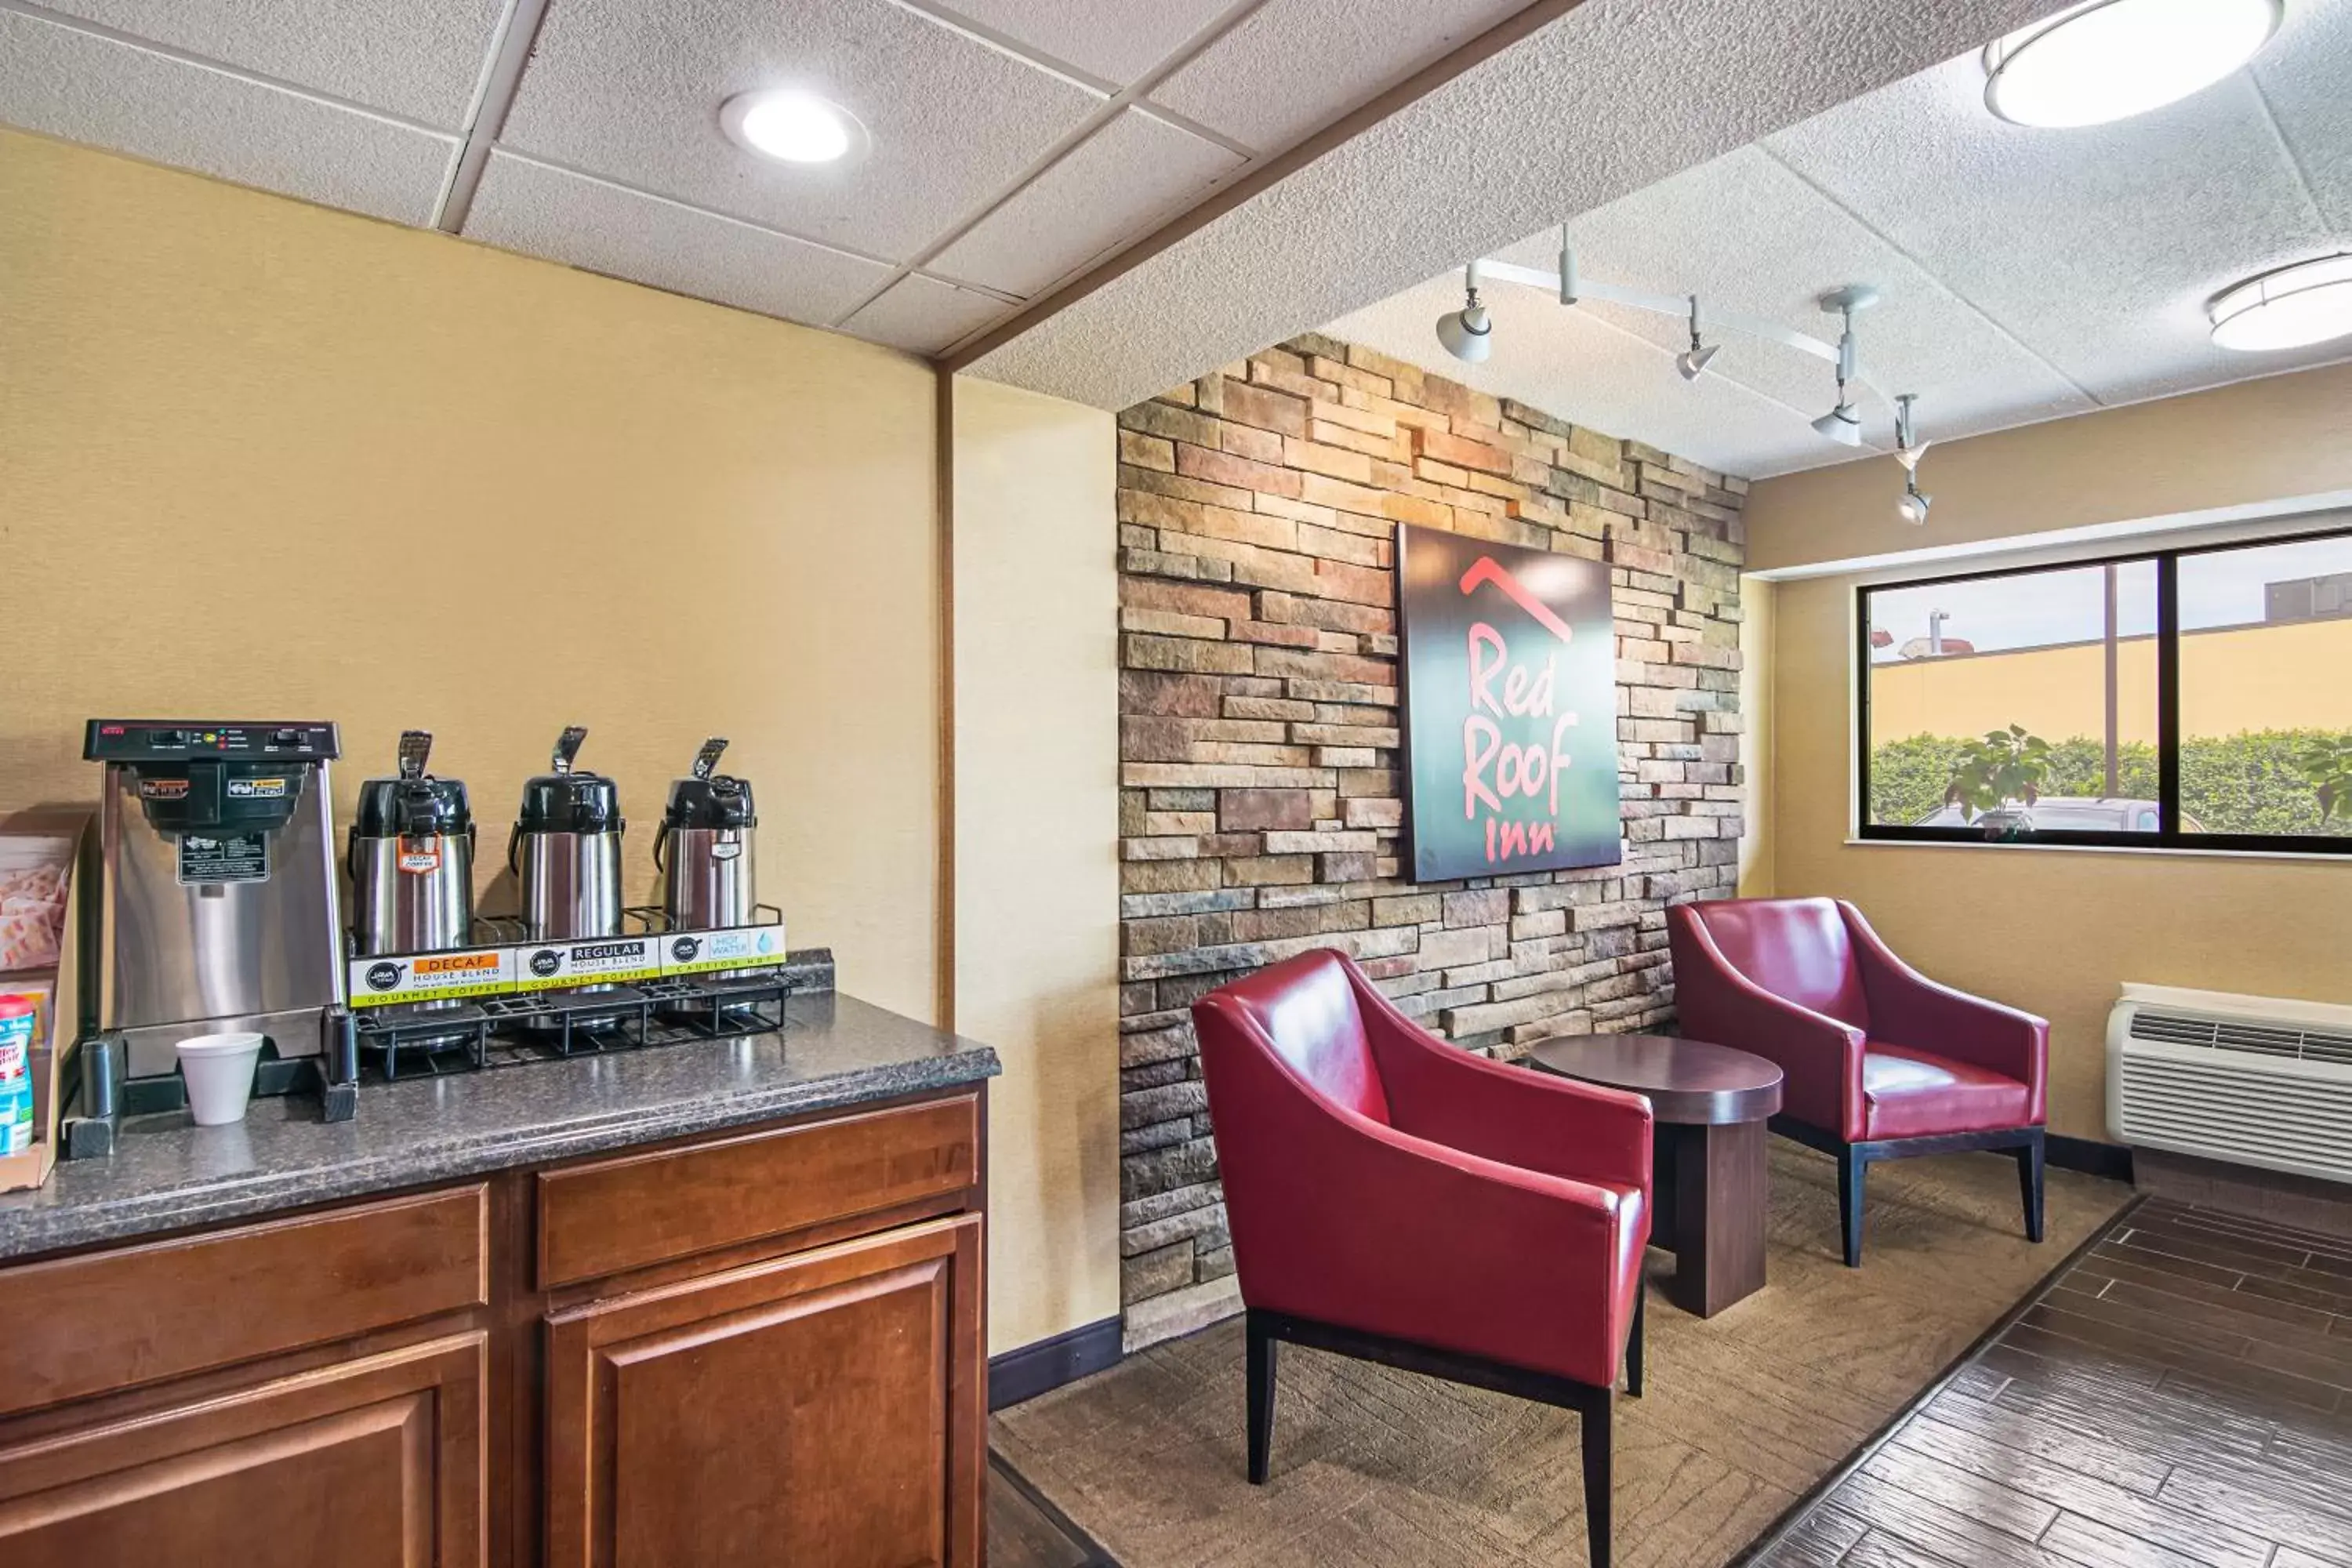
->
1667;897;2049;1267
1193;949;1652;1568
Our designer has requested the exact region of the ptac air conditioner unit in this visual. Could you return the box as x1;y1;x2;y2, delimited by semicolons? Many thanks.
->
2108;982;2352;1185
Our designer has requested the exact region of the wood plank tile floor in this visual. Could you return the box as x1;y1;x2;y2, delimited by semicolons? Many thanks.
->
992;1451;1118;1568
1747;1196;2352;1568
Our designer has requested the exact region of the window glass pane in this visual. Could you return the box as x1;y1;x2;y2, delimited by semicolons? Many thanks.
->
1864;562;2160;833
2177;533;2352;840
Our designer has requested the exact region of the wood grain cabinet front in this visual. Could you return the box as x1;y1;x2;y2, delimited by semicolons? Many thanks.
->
543;1213;985;1568
0;1331;488;1568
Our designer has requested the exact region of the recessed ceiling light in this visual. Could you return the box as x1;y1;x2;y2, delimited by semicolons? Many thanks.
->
720;89;867;165
1983;0;2283;129
2209;254;2352;350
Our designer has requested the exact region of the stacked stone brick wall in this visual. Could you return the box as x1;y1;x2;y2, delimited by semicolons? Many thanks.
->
1116;332;1748;1346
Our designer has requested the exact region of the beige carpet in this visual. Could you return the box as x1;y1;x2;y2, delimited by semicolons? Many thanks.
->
994;1143;2132;1568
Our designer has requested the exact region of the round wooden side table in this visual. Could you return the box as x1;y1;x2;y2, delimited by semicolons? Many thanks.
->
1527;1033;1784;1316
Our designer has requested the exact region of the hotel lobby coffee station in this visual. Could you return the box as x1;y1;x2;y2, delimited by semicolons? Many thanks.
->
0;719;998;1567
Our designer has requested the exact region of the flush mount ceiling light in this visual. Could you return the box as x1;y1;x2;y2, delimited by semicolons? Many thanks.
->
1435;261;1493;363
1674;296;1720;380
1983;0;2283;129
720;89;868;165
2209;253;2352;350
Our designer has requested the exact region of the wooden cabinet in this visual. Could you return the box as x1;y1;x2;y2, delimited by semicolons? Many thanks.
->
0;1333;487;1568
544;1214;984;1568
0;1085;986;1568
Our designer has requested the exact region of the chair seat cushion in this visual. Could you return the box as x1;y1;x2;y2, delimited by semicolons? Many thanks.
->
1860;1042;2034;1141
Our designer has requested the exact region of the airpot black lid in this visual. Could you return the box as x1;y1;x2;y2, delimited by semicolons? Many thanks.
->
516;771;622;834
355;775;472;838
662;773;757;831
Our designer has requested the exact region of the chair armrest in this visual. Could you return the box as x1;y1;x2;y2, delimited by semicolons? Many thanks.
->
1348;966;1652;1191
1668;906;1865;1138
1196;991;1643;1388
1844;903;2048;1118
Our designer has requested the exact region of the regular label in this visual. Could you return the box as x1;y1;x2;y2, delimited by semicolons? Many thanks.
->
177;833;270;885
514;937;664;990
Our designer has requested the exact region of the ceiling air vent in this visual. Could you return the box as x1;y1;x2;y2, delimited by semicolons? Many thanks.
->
2109;982;2352;1187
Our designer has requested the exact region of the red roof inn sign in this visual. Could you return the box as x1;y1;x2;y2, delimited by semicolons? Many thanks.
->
1396;524;1621;883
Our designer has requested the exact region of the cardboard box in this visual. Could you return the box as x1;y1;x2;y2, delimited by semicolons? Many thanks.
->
0;808;93;1194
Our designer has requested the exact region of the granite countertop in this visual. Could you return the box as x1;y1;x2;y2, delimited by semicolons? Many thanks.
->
0;989;999;1261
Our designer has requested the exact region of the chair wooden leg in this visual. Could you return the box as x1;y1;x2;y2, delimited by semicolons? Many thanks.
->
1246;1310;1277;1485
2017;1131;2046;1244
1625;1276;1645;1399
1839;1146;1867;1268
1580;1388;1613;1568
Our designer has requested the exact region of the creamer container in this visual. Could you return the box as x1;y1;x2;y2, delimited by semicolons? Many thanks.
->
0;994;34;1156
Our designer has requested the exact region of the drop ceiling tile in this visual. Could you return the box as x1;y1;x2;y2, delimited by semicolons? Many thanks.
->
497;0;1105;263
1485;144;2096;472
1149;0;1530;154
841;274;1011;354
28;0;506;127
1330;271;1813;478
931;108;1241;298
0;9;458;225
2251;0;2352;231
920;0;1234;85
1763;53;2339;408
463;152;895;327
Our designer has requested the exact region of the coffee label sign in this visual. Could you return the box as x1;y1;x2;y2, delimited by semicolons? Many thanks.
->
1396;524;1621;882
346;920;790;1006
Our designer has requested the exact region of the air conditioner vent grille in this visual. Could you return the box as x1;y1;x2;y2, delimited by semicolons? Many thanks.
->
2129;1009;2352;1067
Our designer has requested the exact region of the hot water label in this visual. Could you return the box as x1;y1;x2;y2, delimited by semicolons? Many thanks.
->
349;947;513;1007
660;923;789;976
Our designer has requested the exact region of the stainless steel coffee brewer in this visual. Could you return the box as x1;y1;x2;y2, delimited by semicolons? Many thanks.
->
509;727;624;1027
347;731;474;1040
69;719;358;1151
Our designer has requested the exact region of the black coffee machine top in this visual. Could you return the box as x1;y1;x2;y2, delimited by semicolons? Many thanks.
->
85;719;339;761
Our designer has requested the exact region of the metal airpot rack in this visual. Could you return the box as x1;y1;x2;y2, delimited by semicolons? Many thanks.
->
349;902;794;1083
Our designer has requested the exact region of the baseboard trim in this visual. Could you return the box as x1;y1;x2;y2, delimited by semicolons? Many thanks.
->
2045;1133;2135;1184
989;1316;1124;1411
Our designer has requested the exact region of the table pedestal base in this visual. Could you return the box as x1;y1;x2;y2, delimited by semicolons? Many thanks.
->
1650;1118;1769;1317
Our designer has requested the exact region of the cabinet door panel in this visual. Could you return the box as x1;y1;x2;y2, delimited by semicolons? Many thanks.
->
0;1333;485;1568
546;1214;982;1568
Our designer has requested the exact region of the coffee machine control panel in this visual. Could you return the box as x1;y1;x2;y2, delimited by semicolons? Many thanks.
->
84;720;342;762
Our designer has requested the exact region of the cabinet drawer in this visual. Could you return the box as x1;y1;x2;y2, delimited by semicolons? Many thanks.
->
535;1094;979;1289
0;1185;488;1419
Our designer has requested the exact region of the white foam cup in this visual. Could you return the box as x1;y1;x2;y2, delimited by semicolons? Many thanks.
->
175;1032;267;1126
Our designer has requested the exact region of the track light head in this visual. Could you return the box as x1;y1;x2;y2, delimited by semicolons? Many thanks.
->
1675;342;1719;381
1811;403;1864;446
1897;485;1933;526
1436;303;1491;363
1436;263;1493;363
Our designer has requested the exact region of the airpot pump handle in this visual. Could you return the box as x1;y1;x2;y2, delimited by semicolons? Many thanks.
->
552;726;588;777
691;737;729;782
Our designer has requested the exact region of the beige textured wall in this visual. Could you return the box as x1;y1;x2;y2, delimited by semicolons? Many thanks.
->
1743;362;2352;574
1748;377;2352;1139
949;376;1122;1353
0;129;942;1025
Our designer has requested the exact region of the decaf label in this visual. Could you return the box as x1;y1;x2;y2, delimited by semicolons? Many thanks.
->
1397;523;1622;882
